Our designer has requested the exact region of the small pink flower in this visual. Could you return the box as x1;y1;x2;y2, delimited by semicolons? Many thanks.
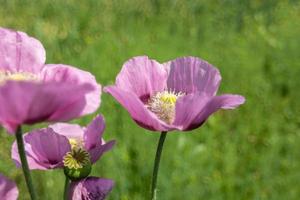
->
69;177;114;200
11;115;115;170
0;27;101;133
0;174;18;200
104;56;245;132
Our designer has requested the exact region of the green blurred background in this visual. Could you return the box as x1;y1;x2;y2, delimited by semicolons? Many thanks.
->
0;0;300;199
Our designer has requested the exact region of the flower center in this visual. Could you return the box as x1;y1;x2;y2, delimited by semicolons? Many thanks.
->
63;147;92;181
63;148;90;169
0;71;39;84
148;90;184;124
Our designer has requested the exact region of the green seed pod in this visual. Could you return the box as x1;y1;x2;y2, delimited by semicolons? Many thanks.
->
63;148;92;181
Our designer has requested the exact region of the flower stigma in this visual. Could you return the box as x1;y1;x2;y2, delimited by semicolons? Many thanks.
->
63;146;92;180
63;148;90;169
148;90;185;124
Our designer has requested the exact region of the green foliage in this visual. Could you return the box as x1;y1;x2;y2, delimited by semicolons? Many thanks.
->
0;0;299;199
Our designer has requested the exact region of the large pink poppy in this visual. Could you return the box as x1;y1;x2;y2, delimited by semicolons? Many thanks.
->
104;56;245;132
0;27;100;133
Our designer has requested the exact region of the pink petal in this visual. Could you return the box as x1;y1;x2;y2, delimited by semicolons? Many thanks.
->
69;177;114;200
89;140;115;164
11;141;45;170
115;56;167;100
84;115;106;150
0;81;93;134
173;93;212;130
0;174;18;200
82;115;115;163
174;94;245;131
211;94;246;109
104;86;175;132
0;28;45;73
164;57;221;96
11;128;71;170
49;123;84;140
41;64;101;116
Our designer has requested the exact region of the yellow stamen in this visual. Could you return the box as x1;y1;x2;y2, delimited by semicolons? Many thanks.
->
69;138;84;150
0;71;39;84
148;90;185;124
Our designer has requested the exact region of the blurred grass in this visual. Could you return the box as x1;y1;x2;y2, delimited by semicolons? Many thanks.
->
0;0;300;199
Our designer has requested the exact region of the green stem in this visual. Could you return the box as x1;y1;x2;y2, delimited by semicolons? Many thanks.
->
64;176;70;200
15;126;37;200
150;131;167;200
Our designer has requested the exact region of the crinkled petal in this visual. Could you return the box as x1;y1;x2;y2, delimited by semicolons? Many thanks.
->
82;115;115;163
115;56;167;100
0;81;93;134
174;94;245;131
173;93;211;130
104;86;175;132
89;140;115;164
11;128;71;170
84;115;105;150
11;141;44;169
49;123;84;140
69;177;114;200
41;64;101;115
0;28;45;73
164;57;221;96
0;174;18;200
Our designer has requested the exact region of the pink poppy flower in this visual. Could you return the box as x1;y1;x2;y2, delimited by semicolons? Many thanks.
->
104;56;245;132
11;115;115;170
69;177;114;200
0;174;19;200
0;27;101;134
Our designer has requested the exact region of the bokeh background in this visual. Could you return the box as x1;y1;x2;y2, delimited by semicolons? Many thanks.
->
0;0;300;199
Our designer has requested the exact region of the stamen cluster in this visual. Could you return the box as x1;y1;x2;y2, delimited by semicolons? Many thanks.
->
148;90;185;124
69;138;84;150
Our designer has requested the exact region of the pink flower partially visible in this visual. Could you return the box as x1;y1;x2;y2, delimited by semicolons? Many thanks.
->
104;56;245;132
0;27;101;134
0;174;18;200
11;115;115;170
69;177;114;200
